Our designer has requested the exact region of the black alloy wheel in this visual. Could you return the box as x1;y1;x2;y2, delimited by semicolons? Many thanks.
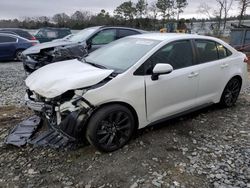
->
220;78;241;107
86;104;135;152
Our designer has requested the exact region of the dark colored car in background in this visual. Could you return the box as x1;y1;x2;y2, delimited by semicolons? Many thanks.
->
0;33;38;61
22;26;146;73
0;28;36;41
34;27;72;43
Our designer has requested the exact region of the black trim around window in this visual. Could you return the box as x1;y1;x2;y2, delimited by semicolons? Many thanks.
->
193;39;233;65
134;39;196;76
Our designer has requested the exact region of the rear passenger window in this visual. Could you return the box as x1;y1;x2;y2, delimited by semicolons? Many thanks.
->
195;40;218;63
144;40;193;73
0;36;16;43
118;29;139;39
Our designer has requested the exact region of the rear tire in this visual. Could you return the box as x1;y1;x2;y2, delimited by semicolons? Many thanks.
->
86;104;135;152
220;77;241;107
15;50;23;61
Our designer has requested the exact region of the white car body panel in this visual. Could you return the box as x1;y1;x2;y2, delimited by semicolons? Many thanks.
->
25;33;249;130
25;59;113;98
145;65;200;122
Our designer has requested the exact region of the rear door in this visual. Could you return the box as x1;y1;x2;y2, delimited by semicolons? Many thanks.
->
0;35;17;60
193;39;231;104
144;40;199;122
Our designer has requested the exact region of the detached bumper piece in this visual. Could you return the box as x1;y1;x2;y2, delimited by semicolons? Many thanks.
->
5;111;88;149
5;116;41;147
29;129;76;149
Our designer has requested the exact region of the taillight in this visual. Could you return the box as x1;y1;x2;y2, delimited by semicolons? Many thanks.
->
30;36;36;40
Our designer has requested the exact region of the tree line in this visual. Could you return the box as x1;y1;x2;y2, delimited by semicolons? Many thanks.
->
0;0;249;31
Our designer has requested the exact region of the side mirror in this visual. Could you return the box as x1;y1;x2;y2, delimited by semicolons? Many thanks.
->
86;40;92;50
151;63;173;81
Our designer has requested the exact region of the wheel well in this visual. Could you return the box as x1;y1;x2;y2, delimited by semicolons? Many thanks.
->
220;75;242;100
230;75;242;87
15;49;25;56
97;102;139;131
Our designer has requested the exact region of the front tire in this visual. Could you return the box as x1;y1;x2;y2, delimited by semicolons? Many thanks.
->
220;77;241;107
86;104;135;152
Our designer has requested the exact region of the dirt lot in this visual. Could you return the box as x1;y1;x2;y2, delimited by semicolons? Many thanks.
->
0;62;250;188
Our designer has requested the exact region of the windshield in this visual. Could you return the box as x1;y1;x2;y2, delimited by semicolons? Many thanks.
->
85;37;160;73
69;27;99;43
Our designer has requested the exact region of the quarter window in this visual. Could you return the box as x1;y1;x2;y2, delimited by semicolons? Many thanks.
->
91;29;116;45
0;36;16;43
216;43;232;59
144;40;193;74
195;40;218;63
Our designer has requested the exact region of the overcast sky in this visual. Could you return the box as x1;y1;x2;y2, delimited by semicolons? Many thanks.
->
0;0;240;20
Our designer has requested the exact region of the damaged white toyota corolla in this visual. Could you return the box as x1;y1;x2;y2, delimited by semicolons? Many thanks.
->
6;33;249;152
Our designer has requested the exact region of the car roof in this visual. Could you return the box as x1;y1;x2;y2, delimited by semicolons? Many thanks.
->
38;27;71;31
93;26;146;33
0;33;18;37
0;28;26;31
0;33;28;40
129;33;220;41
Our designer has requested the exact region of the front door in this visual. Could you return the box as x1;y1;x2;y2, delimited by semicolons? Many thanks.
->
144;40;199;122
89;29;117;52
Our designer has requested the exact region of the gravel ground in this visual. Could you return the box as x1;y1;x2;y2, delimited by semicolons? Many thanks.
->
0;62;26;106
0;62;250;188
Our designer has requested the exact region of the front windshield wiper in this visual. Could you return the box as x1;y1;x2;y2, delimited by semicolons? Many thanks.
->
87;62;107;69
81;58;107;69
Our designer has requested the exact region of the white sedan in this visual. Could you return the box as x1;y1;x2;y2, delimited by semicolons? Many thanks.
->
25;33;249;152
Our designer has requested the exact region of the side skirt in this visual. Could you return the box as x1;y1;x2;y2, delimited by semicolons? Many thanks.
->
146;103;214;128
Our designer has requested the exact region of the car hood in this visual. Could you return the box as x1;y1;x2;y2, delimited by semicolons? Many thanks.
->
25;59;114;98
23;40;77;55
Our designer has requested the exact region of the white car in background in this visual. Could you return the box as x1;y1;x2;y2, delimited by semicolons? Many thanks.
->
23;33;248;152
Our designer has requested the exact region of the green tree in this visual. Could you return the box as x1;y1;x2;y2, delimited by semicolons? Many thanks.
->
156;0;175;22
136;0;148;18
94;9;111;25
114;1;137;20
175;0;188;20
52;13;70;27
236;0;250;26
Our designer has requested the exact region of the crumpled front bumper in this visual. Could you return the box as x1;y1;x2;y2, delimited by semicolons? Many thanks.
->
5;92;94;149
22;55;41;74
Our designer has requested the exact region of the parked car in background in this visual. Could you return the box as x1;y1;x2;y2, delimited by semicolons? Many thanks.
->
20;33;248;152
0;28;36;41
52;34;74;42
34;27;71;43
0;33;38;61
22;26;146;73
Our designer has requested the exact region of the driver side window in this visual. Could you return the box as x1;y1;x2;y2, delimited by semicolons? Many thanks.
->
144;40;194;74
91;29;116;45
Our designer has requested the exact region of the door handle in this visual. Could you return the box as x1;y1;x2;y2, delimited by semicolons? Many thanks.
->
188;72;199;78
221;63;229;68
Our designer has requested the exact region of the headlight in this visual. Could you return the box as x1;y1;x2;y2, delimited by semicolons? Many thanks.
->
74;89;88;96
